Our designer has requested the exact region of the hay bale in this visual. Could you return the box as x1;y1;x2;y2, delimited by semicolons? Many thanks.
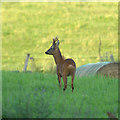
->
76;62;119;78
96;62;119;78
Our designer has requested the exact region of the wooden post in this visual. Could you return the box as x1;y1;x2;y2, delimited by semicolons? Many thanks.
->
105;52;108;61
99;37;102;61
23;53;30;72
110;54;114;62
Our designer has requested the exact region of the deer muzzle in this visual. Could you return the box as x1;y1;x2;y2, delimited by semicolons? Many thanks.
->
45;51;49;54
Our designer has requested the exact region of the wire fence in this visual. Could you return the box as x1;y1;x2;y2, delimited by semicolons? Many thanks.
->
2;53;116;73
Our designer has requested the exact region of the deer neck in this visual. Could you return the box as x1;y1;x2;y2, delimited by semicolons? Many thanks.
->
53;48;64;65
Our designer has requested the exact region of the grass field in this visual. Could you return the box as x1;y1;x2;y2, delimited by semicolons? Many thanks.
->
2;71;118;118
2;2;118;72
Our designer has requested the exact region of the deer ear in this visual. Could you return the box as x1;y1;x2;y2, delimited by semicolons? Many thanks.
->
53;37;56;43
57;40;59;47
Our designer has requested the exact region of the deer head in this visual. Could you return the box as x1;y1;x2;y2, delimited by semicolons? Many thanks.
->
45;36;59;55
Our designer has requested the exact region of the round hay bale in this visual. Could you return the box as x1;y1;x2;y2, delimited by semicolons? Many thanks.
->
96;62;119;78
76;62;119;78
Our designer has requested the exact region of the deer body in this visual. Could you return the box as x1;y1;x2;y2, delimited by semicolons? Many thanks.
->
45;37;76;92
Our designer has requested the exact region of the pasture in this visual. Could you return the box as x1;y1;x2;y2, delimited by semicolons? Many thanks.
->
2;2;118;72
1;2;118;119
2;71;118;118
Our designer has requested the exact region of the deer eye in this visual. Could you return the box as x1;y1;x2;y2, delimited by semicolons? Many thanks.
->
51;46;54;49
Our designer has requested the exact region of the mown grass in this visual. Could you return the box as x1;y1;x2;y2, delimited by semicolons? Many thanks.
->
2;71;118;118
2;2;118;72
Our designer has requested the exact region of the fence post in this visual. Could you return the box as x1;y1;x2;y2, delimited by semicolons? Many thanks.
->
99;37;102;61
110;54;114;62
23;53;30;72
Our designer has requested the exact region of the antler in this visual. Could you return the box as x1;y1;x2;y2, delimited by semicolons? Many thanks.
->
56;36;58;40
53;36;59;43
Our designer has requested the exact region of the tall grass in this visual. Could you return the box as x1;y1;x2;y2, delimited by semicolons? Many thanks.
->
2;71;118;118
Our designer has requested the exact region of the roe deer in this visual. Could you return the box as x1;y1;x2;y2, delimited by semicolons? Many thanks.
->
45;36;76;92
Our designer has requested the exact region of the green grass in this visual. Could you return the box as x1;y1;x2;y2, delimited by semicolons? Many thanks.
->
2;71;118;118
2;2;118;72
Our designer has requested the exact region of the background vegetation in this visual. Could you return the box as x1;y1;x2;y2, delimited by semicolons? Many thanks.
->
2;71;118;118
2;2;118;72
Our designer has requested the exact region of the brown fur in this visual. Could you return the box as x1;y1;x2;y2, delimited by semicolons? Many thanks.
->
45;37;76;92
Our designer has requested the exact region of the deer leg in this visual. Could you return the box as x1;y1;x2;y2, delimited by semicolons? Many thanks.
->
58;75;61;87
71;75;75;92
63;75;67;91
